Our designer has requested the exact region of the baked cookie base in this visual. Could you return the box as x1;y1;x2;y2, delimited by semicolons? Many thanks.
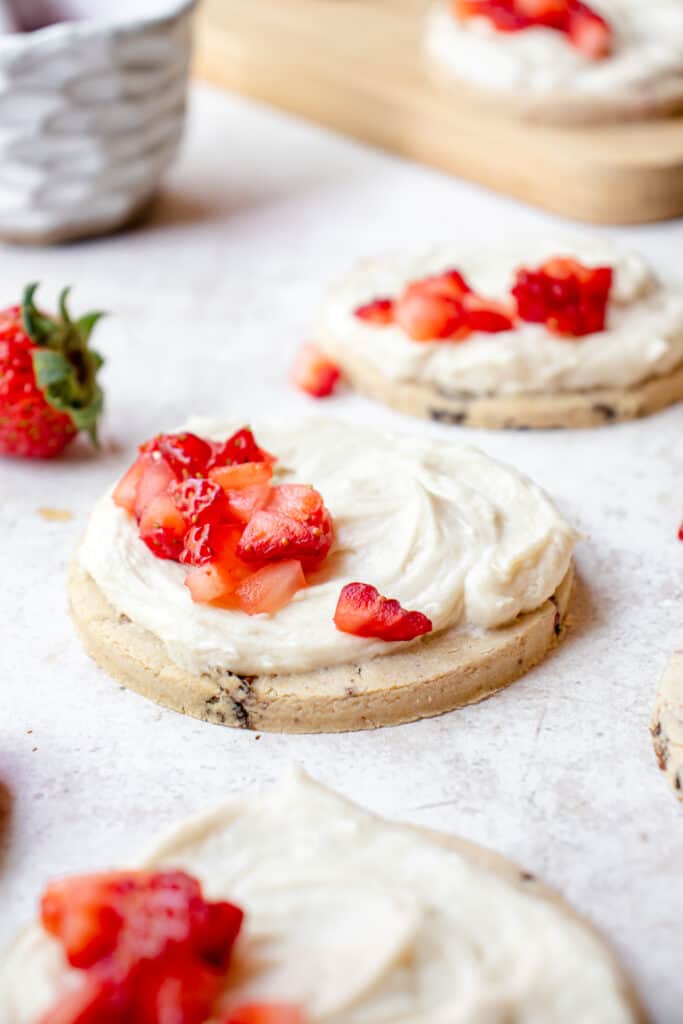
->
319;343;683;429
69;561;574;734
651;648;683;800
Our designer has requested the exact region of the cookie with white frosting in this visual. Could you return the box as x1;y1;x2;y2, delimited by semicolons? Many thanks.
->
651;648;683;800
315;238;683;429
426;0;683;123
70;418;576;732
0;772;647;1023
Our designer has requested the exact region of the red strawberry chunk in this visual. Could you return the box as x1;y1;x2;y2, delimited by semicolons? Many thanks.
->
512;258;613;337
267;484;325;526
291;343;341;398
208;428;272;469
236;560;307;615
394;288;468;342
40;871;244;1024
452;0;611;55
185;562;242;608
222;483;272;525
138;493;186;561
112;457;146;515
413;269;472;301
353;298;395;324
210;461;273;491
170;477;231;528
238;509;333;568
224;1006;307;1024
134;456;176;521
678;520;683;542
461;293;515;333
140;433;213;481
334;583;433;642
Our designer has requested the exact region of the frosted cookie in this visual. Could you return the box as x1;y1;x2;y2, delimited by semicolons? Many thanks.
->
651;648;683;800
426;0;683;123
0;772;647;1024
70;419;576;732
315;238;683;429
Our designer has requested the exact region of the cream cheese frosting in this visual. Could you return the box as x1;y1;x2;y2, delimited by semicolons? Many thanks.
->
77;419;576;676
426;0;683;103
0;772;638;1023
317;238;683;397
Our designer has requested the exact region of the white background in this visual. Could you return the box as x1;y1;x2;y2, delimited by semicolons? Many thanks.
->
1;84;682;1021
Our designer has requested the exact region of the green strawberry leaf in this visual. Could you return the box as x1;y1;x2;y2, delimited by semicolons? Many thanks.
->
32;349;73;388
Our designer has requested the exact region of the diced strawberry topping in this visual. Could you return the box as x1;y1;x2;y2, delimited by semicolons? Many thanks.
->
221;483;273;525
112;457;147;515
170;477;231;528
334;582;433;642
140;433;213;480
208;427;273;469
267;484;325;526
291;343;341;398
236;560;307;615
238;507;333;569
678;520;683;541
138;493;186;560
395;288;467;342
114;430;334;616
461;293;514;333
223;1006;307;1024
210;461;274;491
40;870;243;1024
354;298;395;324
451;0;612;58
512;257;613;337
134;456;176;521
357;268;512;343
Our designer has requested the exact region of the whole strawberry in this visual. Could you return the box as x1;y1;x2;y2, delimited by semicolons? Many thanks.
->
0;283;105;458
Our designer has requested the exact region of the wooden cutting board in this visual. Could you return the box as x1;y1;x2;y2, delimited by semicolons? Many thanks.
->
193;0;683;224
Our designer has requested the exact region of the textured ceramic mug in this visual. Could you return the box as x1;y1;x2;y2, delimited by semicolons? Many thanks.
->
0;0;197;243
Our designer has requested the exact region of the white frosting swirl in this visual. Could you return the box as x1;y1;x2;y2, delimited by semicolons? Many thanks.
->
318;238;683;396
0;773;637;1022
77;419;576;676
426;0;683;102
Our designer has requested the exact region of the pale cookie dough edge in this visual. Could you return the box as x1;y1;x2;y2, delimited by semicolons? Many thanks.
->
317;340;683;430
69;560;574;734
651;648;683;800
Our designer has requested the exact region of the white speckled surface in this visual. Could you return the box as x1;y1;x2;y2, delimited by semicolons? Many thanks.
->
1;84;682;1021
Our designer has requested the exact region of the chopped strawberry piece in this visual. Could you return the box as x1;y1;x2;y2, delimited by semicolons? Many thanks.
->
353;298;395;324
236;560;307;615
334;582;433;642
170;477;231;528
461;293;514;333
512;257;613;337
451;0;611;54
40;871;243;1024
185;562;242;607
112;457;147;515
138;493;186;560
209;428;273;469
222;483;272;525
210;461;274;491
238;509;333;569
412;269;472;301
678;520;683;541
140;432;213;481
224;1005;307;1024
394;288;468;342
568;3;611;57
267;484;325;526
134;456;176;521
291;342;341;398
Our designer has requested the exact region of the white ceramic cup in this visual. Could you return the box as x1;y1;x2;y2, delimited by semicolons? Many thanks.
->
0;0;197;243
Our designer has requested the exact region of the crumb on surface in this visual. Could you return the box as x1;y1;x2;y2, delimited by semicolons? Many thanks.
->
38;508;73;523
